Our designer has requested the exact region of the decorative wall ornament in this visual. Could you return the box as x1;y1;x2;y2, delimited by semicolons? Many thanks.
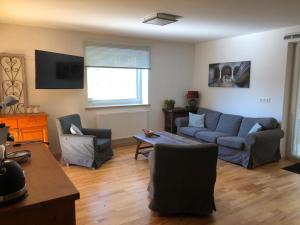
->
0;54;27;113
208;61;251;88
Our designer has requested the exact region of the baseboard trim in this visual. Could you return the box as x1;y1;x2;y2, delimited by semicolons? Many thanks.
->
112;137;136;148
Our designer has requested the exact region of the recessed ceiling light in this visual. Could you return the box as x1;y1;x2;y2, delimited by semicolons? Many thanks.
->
143;13;181;26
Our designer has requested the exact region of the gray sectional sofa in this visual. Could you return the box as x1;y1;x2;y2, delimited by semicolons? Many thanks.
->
175;107;284;168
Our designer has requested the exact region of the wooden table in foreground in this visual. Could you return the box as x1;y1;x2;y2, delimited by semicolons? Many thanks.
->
0;143;80;225
133;131;200;159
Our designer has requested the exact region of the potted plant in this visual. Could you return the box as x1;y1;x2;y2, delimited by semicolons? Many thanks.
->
164;99;175;110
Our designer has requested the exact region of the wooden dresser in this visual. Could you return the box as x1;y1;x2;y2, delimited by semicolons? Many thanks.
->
0;143;80;225
0;113;48;142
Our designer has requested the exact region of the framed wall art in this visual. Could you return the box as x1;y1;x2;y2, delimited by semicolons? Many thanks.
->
208;61;251;88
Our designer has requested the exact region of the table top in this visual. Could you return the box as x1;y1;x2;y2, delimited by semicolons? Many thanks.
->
0;143;80;214
0;112;48;118
133;131;200;146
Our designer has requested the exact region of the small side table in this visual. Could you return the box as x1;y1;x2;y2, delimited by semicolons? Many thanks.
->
162;107;197;134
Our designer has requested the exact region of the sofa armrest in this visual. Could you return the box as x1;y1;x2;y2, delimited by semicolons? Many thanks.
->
175;117;189;128
245;129;284;145
81;128;112;139
60;134;95;145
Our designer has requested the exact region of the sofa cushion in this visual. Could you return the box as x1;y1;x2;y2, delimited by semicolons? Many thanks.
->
197;107;222;131
178;127;209;137
195;131;230;143
216;114;243;136
238;117;278;137
217;136;245;150
248;123;263;134
188;113;205;128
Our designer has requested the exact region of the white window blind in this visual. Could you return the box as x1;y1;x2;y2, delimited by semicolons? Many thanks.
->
85;43;150;107
85;45;150;69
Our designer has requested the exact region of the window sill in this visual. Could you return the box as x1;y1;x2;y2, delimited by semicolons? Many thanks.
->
85;103;151;110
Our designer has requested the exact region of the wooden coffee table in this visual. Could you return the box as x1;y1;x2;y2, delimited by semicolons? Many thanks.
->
133;131;200;159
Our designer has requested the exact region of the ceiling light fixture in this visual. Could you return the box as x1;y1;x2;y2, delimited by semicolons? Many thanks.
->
143;13;181;26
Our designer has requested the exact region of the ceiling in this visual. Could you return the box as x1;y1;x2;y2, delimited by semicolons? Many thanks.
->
1;0;300;43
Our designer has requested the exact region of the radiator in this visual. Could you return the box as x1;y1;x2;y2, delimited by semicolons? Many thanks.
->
96;110;149;139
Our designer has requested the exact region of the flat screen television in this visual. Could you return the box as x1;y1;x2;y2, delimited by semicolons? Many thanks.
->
35;50;84;89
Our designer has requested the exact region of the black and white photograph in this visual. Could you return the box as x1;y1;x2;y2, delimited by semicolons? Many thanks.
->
208;61;251;88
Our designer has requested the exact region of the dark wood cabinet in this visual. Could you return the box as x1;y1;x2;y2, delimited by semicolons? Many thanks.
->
162;107;197;133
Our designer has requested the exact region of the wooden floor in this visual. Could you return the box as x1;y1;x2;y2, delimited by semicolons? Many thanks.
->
62;145;300;225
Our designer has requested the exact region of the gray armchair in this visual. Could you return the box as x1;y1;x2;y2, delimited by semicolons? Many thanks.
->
56;114;113;169
148;143;218;215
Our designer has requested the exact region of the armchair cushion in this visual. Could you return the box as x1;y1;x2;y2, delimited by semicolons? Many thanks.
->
81;128;111;139
60;134;94;145
59;114;82;134
70;123;83;135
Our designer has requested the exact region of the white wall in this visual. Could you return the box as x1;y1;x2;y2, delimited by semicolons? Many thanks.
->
193;26;300;121
193;26;300;156
0;23;194;153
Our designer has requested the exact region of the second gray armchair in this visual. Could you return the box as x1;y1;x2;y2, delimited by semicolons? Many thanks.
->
148;143;218;215
56;114;113;169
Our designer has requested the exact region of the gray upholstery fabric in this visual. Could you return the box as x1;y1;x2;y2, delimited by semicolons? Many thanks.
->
195;131;229;143
175;107;284;169
177;126;209;137
216;114;243;136
245;129;284;145
238;117;278;137
217;136;245;150
175;117;189;128
59;114;82;134
215;129;284;168
56;115;113;169
218;145;251;168
82;128;112;139
94;138;111;151
197;107;222;130
148;143;218;215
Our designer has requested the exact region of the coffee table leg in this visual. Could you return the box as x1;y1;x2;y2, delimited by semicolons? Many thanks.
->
135;141;142;160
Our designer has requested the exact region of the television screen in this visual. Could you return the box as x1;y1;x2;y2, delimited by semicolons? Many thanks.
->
35;50;84;89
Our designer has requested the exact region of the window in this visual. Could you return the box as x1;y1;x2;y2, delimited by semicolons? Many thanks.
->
85;44;150;107
87;67;148;105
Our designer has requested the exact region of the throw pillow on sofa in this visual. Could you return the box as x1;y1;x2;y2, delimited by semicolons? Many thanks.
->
70;123;83;135
188;113;205;128
248;123;262;134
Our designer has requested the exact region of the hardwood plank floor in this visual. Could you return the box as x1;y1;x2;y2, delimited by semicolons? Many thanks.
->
62;145;300;225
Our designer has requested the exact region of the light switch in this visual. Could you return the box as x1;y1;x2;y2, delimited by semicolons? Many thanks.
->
259;97;271;103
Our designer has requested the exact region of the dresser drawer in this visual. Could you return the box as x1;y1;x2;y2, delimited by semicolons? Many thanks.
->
18;117;47;128
0;119;18;129
19;128;45;142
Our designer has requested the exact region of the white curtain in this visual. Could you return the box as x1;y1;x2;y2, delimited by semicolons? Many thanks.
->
292;43;300;157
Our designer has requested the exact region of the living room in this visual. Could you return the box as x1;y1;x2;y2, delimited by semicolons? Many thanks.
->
0;0;300;225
